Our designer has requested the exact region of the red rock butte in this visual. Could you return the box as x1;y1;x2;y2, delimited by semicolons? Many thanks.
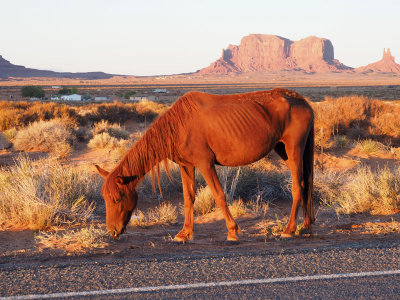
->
355;48;400;74
198;34;353;74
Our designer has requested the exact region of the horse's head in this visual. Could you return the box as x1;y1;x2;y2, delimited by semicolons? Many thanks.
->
95;165;138;238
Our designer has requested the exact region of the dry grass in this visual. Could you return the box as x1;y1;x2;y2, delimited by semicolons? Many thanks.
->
355;139;387;155
131;202;178;227
312;96;400;149
228;198;247;217
0;99;167;131
0;156;100;230
92;120;130;140
13;119;74;159
335;166;400;215
194;186;215;216
35;224;109;251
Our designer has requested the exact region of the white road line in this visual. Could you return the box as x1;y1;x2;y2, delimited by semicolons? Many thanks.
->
2;269;400;300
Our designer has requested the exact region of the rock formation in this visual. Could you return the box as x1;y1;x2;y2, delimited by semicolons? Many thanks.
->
355;48;400;74
0;55;113;79
198;34;352;74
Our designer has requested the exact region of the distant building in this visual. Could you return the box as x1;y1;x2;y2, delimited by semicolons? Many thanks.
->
129;95;158;101
94;96;111;101
51;86;62;89
51;95;61;101
61;94;82;101
153;88;169;93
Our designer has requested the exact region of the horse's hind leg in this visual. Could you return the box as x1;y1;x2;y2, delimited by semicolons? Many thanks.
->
198;164;240;242
281;141;305;238
174;165;195;243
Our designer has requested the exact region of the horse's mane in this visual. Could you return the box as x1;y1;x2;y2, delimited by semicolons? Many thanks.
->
104;93;198;198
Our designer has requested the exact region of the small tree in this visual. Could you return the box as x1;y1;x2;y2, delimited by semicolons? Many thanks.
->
58;88;72;95
124;90;136;100
71;86;78;94
21;86;45;98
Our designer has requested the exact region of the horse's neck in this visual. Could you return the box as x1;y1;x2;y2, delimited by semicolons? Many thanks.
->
116;127;169;179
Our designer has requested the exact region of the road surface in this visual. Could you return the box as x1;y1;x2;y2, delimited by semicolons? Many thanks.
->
1;240;400;299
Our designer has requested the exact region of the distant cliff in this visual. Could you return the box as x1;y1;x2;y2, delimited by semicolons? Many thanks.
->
0;55;113;79
198;34;352;74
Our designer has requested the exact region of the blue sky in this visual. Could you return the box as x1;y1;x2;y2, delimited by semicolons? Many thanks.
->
1;0;399;76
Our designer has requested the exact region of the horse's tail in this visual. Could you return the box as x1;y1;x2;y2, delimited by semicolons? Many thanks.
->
303;117;315;223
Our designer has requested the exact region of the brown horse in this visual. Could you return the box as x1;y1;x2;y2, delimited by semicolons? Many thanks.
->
95;88;314;242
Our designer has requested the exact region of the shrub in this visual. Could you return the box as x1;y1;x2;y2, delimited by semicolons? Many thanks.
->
147;202;178;224
335;166;400;215
355;139;387;155
35;224;108;251
88;132;118;150
194;186;215;216
92;120;130;139
21;85;45;98
0;156;99;230
13;119;74;158
228;199;247;217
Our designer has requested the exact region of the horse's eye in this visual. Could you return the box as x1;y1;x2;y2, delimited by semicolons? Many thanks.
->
113;198;122;204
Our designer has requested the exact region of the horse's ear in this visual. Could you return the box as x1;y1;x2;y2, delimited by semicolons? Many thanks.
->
116;175;138;185
95;165;109;178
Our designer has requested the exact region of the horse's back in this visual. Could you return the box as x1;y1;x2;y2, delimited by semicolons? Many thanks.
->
174;88;311;166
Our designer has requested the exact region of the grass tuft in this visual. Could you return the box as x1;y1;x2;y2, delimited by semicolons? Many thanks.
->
0;156;99;230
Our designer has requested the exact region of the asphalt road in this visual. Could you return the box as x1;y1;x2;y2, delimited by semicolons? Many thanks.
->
1;240;400;299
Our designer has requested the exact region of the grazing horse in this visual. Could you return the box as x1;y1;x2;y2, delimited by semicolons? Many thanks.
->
95;88;314;242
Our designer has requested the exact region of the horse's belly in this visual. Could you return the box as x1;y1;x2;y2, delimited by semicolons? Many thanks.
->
210;134;276;166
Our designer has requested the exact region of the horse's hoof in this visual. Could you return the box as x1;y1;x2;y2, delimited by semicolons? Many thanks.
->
224;240;240;245
299;227;312;236
280;232;294;239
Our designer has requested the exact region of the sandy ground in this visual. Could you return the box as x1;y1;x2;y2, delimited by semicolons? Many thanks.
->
1;119;400;264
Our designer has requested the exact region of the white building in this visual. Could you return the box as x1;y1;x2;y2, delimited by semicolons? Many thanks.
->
94;96;111;101
153;88;169;93
61;94;82;101
129;95;158;101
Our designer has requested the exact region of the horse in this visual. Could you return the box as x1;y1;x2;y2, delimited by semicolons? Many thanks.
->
95;88;314;243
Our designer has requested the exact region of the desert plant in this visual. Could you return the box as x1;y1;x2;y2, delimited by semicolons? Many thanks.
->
228;198;247;217
335;166;400;215
0;156;99;230
147;202;177;224
92;120;130;140
35;224;108;251
355;139;387;155
21;85;45;98
88;132;118;150
194;185;215;216
13;119;74;158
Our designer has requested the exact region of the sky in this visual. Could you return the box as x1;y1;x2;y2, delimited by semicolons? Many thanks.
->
1;0;399;76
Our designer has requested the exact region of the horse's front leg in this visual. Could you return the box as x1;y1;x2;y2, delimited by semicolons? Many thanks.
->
174;165;195;243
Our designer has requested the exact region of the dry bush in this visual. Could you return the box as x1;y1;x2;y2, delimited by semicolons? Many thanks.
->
13;119;74;159
88;132;118;150
194;186;215;216
135;99;169;117
147;202;177;224
0;101;78;131
228;198;247;217
335;166;400;215
131;202;177;227
2;127;17;141
312;96;400;148
35;224;108;251
92;120;130;140
0;156;100;230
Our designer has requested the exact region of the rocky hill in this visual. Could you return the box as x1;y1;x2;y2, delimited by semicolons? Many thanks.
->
198;34;352;74
355;48;400;74
0;55;113;79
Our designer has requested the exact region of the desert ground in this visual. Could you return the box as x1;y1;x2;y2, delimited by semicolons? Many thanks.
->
1;80;400;265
